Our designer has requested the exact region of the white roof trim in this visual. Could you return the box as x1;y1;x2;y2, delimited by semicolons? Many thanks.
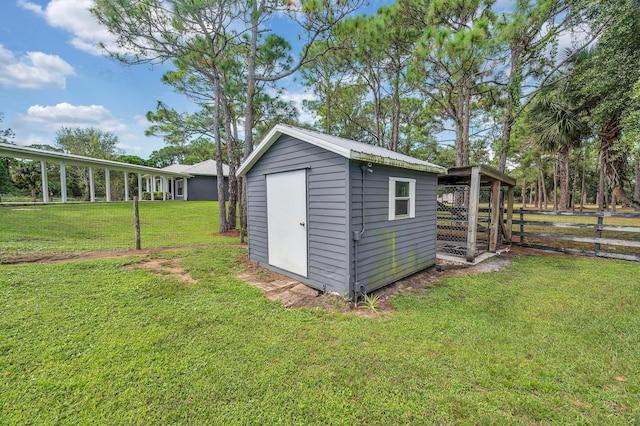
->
0;143;192;178
237;124;446;176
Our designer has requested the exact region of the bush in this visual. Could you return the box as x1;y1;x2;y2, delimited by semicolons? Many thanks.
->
142;191;166;201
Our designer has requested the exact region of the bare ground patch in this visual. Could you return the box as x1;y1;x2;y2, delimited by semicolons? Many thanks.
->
237;250;518;316
0;246;209;265
130;258;198;285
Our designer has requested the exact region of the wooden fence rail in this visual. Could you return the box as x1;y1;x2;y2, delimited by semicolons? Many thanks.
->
511;209;640;262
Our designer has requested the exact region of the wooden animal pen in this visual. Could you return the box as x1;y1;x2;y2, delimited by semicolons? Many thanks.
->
437;165;516;262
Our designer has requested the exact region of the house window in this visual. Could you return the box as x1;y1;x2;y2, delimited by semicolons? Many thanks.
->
388;177;416;220
177;180;184;196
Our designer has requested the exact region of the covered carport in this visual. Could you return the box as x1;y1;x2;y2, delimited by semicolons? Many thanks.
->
0;143;191;203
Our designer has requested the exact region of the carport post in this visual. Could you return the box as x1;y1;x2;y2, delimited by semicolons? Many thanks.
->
60;161;67;203
105;168;111;202
40;161;49;203
162;177;167;200
124;171;129;201
183;177;188;201
89;167;96;202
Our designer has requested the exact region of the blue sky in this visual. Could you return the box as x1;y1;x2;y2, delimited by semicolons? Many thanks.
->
0;0;389;159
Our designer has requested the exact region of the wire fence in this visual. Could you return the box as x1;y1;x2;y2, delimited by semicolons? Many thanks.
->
0;200;227;263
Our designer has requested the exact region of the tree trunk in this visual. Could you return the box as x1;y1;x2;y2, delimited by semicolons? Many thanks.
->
498;115;513;173
600;121;640;210
389;62;401;152
580;149;586;212
539;163;548;210
214;76;228;233
571;150;580;211
634;155;639;202
521;178;526;209
221;90;237;230
552;157;558;211
462;78;471;167
557;147;570;211
240;5;260;243
597;154;605;211
455;79;465;167
611;193;616;213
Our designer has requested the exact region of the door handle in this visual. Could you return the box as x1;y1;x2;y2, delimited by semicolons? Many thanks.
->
299;222;305;226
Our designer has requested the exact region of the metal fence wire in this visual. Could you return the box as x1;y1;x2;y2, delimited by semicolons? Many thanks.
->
0;200;221;263
437;185;470;256
437;185;505;258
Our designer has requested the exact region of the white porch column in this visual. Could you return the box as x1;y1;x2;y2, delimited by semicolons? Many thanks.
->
172;178;176;200
138;173;143;200
124;171;129;201
162;177;167;200
40;161;49;203
183;177;188;201
89;167;96;202
105;168;111;202
60;161;67;203
151;175;155;201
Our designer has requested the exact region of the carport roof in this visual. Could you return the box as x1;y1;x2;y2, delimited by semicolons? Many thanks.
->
0;143;191;178
237;124;447;176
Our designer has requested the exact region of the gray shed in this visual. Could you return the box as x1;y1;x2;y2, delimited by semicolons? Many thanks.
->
237;124;446;298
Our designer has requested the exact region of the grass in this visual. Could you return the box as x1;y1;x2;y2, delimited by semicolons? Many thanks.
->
1;248;639;424
0;201;228;259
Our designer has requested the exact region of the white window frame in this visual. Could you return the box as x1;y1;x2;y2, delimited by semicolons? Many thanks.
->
388;177;416;220
176;180;184;196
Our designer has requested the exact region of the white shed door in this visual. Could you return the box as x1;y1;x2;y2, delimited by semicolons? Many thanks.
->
266;169;308;277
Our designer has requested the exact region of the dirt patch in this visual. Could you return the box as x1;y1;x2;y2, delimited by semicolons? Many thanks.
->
0;246;208;265
130;258;198;284
237;250;517;316
220;229;240;238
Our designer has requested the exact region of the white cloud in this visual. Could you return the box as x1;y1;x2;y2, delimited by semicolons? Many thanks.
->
0;44;75;89
18;0;116;56
23;102;127;132
115;142;143;153
277;89;318;124
133;114;150;128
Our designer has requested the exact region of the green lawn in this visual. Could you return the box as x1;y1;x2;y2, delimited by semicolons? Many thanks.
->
0;201;227;260
1;247;638;424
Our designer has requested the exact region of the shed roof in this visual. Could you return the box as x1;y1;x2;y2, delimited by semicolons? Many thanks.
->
438;165;516;187
237;124;446;176
162;159;229;176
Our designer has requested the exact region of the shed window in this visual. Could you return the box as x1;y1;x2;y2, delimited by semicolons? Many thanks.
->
389;177;416;220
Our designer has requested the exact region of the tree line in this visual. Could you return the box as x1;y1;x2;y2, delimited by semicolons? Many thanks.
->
3;1;639;221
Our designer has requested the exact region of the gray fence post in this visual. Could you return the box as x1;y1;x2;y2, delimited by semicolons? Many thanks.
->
595;215;603;254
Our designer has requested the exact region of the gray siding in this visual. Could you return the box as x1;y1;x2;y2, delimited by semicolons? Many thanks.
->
350;162;437;292
187;176;229;201
246;135;350;294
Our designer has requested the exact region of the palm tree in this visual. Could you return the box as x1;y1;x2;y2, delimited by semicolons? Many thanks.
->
528;93;589;211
